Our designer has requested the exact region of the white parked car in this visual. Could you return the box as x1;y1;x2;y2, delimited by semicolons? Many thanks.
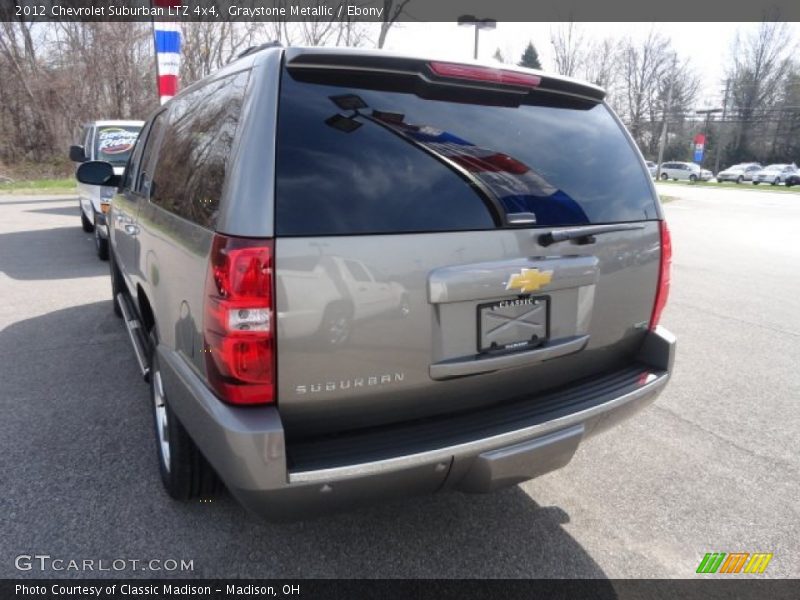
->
645;161;658;178
277;255;410;345
752;164;799;186
70;120;144;259
658;161;712;182
716;163;762;183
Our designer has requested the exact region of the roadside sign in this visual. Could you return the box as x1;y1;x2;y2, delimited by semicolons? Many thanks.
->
693;133;705;163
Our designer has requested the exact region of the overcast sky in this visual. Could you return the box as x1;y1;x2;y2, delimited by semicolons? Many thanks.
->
382;22;800;107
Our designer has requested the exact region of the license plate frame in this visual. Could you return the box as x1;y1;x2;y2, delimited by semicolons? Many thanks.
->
477;295;550;354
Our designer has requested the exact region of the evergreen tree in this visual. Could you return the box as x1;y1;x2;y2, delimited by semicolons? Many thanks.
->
518;42;542;69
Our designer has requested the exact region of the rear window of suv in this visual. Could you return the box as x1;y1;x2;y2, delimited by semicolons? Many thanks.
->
275;67;658;236
95;125;141;166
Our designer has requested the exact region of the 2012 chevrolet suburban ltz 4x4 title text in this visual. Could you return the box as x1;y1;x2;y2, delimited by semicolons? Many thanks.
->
77;45;675;520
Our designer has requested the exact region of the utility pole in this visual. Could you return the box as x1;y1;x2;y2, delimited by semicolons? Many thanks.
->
696;108;722;173
656;55;677;181
457;15;497;60
713;79;730;174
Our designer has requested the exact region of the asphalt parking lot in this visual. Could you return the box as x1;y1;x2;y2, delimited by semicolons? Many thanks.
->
1;185;798;578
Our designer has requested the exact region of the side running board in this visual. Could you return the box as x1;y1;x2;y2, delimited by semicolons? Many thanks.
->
116;293;151;382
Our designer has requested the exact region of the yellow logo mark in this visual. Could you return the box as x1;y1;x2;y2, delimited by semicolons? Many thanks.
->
506;268;553;294
743;553;773;574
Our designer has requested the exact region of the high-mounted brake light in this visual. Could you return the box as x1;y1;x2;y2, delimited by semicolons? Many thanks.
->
649;221;672;330
203;234;275;405
428;61;541;88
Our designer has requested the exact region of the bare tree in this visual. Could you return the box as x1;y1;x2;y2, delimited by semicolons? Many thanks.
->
259;1;296;45
0;20;154;167
376;0;411;49
182;23;260;84
550;22;586;77
771;61;800;162
335;17;371;48
618;30;672;149
258;1;372;49
582;37;620;94
647;57;700;158
726;21;795;162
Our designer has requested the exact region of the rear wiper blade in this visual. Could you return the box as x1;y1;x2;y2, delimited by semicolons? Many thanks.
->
538;223;645;247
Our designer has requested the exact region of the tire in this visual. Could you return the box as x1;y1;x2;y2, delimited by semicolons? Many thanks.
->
149;331;219;501
737;176;743;184
753;181;759;185
319;303;353;346
771;178;779;186
660;173;668;181
94;214;109;261
109;249;124;318
80;207;94;232
689;174;697;182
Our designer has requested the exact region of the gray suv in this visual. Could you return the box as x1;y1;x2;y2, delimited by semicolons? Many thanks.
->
76;46;675;519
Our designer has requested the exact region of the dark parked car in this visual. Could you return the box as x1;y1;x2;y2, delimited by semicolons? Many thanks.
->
76;46;675;520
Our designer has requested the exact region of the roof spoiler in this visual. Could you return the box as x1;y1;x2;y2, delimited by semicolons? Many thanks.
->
235;41;282;61
285;51;605;103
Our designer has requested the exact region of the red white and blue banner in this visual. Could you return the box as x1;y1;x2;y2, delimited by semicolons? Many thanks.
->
152;1;181;104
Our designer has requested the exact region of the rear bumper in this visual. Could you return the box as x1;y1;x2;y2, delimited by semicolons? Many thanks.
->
159;327;675;520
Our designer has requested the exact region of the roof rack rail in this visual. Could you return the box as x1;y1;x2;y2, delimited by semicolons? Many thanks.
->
235;41;282;60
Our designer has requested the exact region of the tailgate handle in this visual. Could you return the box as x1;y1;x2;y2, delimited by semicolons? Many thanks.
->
429;335;590;380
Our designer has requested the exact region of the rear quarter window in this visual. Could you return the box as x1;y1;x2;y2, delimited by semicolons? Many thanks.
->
275;68;657;236
150;70;249;228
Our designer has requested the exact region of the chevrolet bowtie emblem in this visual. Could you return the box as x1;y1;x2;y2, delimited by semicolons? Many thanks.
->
506;268;553;294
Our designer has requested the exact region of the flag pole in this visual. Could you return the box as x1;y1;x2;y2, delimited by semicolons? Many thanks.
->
151;0;181;105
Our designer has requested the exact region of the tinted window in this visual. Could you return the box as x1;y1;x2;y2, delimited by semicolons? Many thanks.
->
120;121;150;190
82;127;92;152
136;113;167;196
150;70;249;228
275;69;658;236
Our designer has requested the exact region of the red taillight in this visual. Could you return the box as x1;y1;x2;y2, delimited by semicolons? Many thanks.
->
203;234;275;405
649;221;672;330
428;61;541;88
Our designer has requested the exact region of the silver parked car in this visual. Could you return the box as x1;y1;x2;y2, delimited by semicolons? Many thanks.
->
75;46;675;520
658;161;712;182
752;164;799;185
716;163;762;183
645;161;658;178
